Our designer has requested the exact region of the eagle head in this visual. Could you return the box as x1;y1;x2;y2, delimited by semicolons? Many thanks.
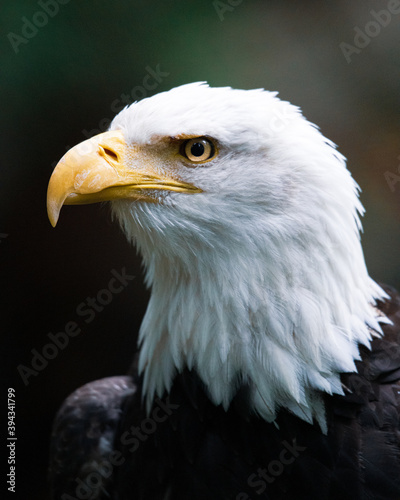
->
47;83;387;431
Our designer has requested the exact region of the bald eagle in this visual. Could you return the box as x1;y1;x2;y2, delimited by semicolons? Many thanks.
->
47;83;400;500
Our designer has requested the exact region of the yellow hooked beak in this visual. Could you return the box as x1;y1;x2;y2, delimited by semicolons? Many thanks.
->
47;130;201;227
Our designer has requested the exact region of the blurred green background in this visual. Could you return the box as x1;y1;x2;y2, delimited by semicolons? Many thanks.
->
1;1;399;498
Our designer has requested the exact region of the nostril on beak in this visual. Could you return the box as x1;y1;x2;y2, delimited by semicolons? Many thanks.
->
100;146;119;162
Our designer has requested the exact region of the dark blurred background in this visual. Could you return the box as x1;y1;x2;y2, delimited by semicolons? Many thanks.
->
1;1;399;498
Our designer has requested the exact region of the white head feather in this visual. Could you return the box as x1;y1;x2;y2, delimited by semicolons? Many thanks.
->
110;83;387;431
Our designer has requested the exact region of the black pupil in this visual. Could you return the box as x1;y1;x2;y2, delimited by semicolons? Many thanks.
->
191;142;205;157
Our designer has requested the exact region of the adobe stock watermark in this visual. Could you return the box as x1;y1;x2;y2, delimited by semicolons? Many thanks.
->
384;155;400;192
266;104;298;140
81;64;170;138
340;0;400;63
7;0;71;55
17;268;134;386
51;64;169;167
61;397;180;500
213;0;243;21
236;439;306;499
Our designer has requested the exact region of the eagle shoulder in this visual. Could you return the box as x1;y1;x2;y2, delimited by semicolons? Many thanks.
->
48;375;136;500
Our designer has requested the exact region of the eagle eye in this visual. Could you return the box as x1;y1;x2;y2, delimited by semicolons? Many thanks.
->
181;137;216;163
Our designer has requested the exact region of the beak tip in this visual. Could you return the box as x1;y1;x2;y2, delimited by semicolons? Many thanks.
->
47;202;60;228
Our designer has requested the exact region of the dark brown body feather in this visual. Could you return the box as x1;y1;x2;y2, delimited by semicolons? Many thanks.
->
49;285;400;500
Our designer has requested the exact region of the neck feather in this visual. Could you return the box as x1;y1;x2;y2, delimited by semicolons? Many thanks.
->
113;201;388;432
